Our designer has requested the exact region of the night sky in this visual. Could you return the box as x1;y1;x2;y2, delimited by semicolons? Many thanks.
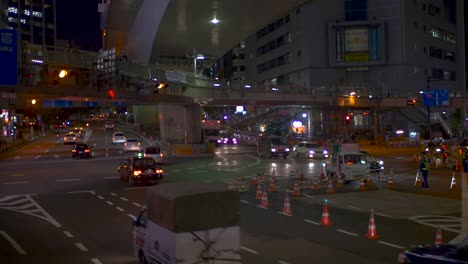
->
56;0;102;51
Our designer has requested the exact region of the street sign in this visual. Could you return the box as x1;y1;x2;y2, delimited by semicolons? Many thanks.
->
43;100;74;108
422;89;449;107
0;29;18;86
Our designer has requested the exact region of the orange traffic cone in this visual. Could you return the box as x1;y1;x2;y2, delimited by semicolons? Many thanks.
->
260;174;265;183
450;173;457;190
255;184;263;200
312;176;320;190
326;179;335;194
292;181;301;197
434;227;443;245
415;170;422;187
251;176;258;187
320;168;326;181
387;174;395;189
366;173;373;186
359;178;366;191
365;210;379;239
281;192;293;216
320;200;333;226
258;189;269;209
336;176;344;189
271;173;276;183
269;182;278;193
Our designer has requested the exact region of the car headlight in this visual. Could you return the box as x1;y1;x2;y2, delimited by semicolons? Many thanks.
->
271;148;276;152
293;147;296;151
379;160;384;165
285;148;290;152
323;150;328;154
309;150;315;154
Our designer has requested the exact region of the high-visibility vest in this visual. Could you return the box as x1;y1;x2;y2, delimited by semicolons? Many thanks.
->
421;159;429;170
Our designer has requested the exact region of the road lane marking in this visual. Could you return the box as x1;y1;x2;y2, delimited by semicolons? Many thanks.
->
4;181;30;185
103;176;119;179
257;205;268;209
91;258;103;264
303;194;314;198
106;201;114;206
75;242;88;252
120;197;128;201
124;187;148;190
336;229;358;236
97;196;104;200
240;246;259;254
116;207;124;212
278;261;290;264
127;214;136;220
240;200;249;204
277;212;292;217
110;193;117;196
304;219;320;225
374;212;392;218
56;179;80;182
0;230;27;255
377;241;404;249
347;205;361;210
34;155;41;160
67;190;95;194
132;202;142;207
63;231;74;238
26;195;62;228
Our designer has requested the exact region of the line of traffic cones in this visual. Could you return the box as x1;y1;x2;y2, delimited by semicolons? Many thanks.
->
258;188;269;209
365;210;379;239
281;192;293;216
320;199;333;226
359;178;367;191
434;227;443;245
450;173;457;190
414;170;422;187
292;181;301;197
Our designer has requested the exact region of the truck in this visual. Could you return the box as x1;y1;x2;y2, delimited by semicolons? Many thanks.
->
324;143;369;182
201;119;222;146
133;182;241;264
257;135;291;159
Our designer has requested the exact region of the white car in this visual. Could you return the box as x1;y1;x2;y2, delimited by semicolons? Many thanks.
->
63;131;77;145
141;146;163;163
105;121;114;130
112;132;126;144
124;138;141;152
293;141;329;159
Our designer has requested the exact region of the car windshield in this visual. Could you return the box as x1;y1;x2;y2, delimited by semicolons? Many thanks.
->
127;139;138;142
75;144;88;150
114;133;124;137
305;143;320;148
145;147;160;154
270;138;285;145
344;154;366;164
133;158;157;168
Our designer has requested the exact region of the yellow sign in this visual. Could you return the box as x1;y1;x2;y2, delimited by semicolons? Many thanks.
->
344;53;369;62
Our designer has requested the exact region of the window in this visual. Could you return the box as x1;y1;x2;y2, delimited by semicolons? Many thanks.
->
444;51;455;61
344;0;367;21
431;68;444;79
429;47;443;59
443;71;455;81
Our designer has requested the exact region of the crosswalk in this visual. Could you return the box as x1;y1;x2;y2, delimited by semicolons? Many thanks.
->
0;195;62;228
409;215;462;234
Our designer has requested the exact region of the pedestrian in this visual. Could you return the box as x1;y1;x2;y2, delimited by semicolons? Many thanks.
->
419;153;430;188
462;149;468;173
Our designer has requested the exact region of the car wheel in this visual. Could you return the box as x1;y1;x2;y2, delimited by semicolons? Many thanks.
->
138;250;148;264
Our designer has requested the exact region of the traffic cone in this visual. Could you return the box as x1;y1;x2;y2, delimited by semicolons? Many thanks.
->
414;170;422;187
251;176;258;187
365;210;379;239
378;170;385;183
271;173;276;183
312;176;320;190
320;200;333;226
227;182;235;191
269;182;278;193
336;176;344;189
359;178;366;191
320;168;326;181
259;189;269;209
292;181;301;197
434;227;443;245
260;174;265;183
450;173;457;190
272;168;276;178
326;179;335;194
255;184;263;200
387;174;395;189
300;169;305;180
366;173;373;186
281;192;293;216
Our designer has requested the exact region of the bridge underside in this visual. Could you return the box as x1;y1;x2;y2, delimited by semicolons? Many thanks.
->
105;0;309;64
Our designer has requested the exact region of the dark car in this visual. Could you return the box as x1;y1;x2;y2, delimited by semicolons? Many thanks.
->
398;241;468;264
72;143;93;159
118;157;164;185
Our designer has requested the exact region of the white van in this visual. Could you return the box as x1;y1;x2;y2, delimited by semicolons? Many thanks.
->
325;143;369;181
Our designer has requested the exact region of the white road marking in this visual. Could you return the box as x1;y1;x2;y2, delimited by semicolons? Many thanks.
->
128;214;136;220
375;212;392;218
34;155;41;160
132;202;142;207
124;187;148;190
303;194;314;198
116;207;124;212
103;176;119;179
277;212;292;217
257;205;268;209
110;193;117;196
304;219;320;225
120;197;129;201
67;190;95;194
26;195;62;228
347;205;361;210
4;181;30;185
43;149;49;153
336;229;358;236
63;231;74;238
0;230;27;255
56;179;80;182
278;261;290;264
53;154;59;159
377;241;405;249
91;258;104;264
97;196;104;200
240;246;259;254
106;201;114;206
172;169;181;172
75;242;88;252
240;200;249;204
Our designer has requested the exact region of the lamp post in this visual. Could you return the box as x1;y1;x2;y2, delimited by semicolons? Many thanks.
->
426;76;431;140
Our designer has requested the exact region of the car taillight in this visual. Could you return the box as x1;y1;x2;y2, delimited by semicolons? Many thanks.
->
113;137;115;140
160;153;163;158
73;137;76;140
72;150;77;152
85;149;90;153
133;170;142;176
155;169;163;174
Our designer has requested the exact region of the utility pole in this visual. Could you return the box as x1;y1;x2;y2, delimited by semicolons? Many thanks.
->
426;76;431;140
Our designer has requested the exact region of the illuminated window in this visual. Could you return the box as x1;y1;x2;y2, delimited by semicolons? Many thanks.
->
20;19;26;24
24;10;30;16
8;7;18;14
32;11;42;18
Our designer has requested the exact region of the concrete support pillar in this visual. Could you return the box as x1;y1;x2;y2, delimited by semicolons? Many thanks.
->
159;103;202;144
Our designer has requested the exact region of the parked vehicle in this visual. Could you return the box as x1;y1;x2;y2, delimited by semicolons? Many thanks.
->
292;141;329;159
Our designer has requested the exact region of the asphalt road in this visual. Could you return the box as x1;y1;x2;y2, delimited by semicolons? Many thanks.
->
0;123;463;263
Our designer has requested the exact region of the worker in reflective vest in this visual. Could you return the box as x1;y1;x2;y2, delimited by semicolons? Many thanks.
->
462;150;468;173
419;154;430;188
